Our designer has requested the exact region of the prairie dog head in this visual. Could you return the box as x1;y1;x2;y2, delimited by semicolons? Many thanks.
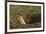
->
17;15;26;24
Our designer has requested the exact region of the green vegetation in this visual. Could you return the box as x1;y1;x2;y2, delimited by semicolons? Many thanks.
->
10;5;41;15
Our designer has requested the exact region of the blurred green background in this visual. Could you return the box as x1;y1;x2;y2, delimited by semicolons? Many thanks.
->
10;5;41;15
